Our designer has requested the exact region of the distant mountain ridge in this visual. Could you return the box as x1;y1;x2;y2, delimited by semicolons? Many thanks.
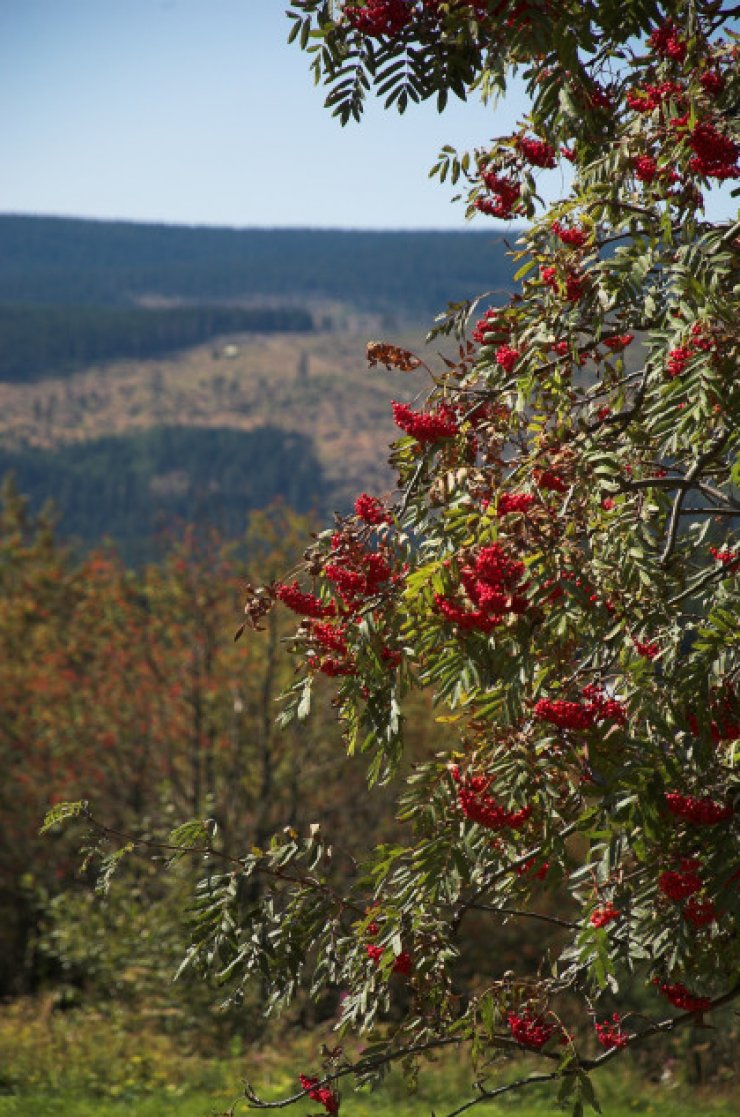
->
0;214;516;317
0;214;519;559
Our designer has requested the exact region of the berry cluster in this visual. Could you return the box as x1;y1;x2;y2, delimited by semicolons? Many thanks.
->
634;154;658;183
476;170;522;219
655;980;711;1014
365;943;413;974
534;467;569;493
535;699;595;731
354;493;391;525
452;767;532;831
590;903;621;928
345;0;413;37
687;121;739;180
648;20;686;62
299;1074;340;1116
515;857;550;880
603;333;634;350
709;546;739;569
276;581;336;619
633;639;660;659
436;543;528;631
535;688;625;732
472;307;509;346
595;1013;629;1050
310;621;349;656
664;792;733;826
551;220;588;247
699;69;724;98
682;896;717;928
541;265;586;303
507;1010;556;1049
495;344;520;373
582;684;627;726
324;533;393;611
666;323;716;378
626;81;684;114
497;492;535;515
661;857;701;902
658;860;702;902
392;400;459;442
516;135;557;168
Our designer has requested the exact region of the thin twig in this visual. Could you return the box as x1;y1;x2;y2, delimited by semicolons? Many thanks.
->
468;903;578;930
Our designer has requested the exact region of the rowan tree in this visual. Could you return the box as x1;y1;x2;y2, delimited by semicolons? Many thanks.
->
48;2;738;1113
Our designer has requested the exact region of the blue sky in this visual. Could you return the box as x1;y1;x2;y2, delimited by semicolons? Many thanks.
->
1;2;736;229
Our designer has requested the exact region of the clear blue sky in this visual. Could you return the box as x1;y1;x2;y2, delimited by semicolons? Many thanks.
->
1;1;735;229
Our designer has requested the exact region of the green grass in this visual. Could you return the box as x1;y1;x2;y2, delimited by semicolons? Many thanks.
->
0;1084;737;1117
0;1001;735;1117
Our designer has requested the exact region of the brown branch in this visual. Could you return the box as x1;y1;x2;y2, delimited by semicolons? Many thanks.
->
660;431;730;566
80;809;364;914
468;903;578;930
443;1071;559;1117
242;1036;462;1110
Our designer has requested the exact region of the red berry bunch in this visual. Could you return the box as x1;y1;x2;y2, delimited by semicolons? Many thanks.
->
595;1013;629;1050
634;155;658;183
452;767;532;831
476;170;522;219
535;698;596;731
495;344;520;373
540;265;585;302
551;221;588;247
655;980;711;1013
534;467;569;493
497;492;534;515
709;546;738;569
354;493;391;525
345;0;413;37
603;333;634;350
658;861;702;902
392;400;459;442
507;1010;556;1049
516;135;557;168
634;639;659;659
324;534;393;611
436;543;528;631
472;307;509;345
687;121;739;179
664;792;733;825
698;69;724;98
648;21;687;62
626;81;684;113
276;581;336;619
299;1074;341;1115
682;896;717;928
366;943;413;974
590;903;621;928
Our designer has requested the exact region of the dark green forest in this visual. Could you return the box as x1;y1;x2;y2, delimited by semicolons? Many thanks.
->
0;214;515;316
0;304;313;382
0;427;328;564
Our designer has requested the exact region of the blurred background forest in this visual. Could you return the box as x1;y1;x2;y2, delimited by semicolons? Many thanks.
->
0;215;735;1116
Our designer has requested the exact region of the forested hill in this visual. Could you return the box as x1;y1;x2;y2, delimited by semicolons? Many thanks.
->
0;214;515;317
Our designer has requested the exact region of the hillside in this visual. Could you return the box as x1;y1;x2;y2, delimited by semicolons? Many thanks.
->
0;215;519;557
0;329;417;558
0;214;516;317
